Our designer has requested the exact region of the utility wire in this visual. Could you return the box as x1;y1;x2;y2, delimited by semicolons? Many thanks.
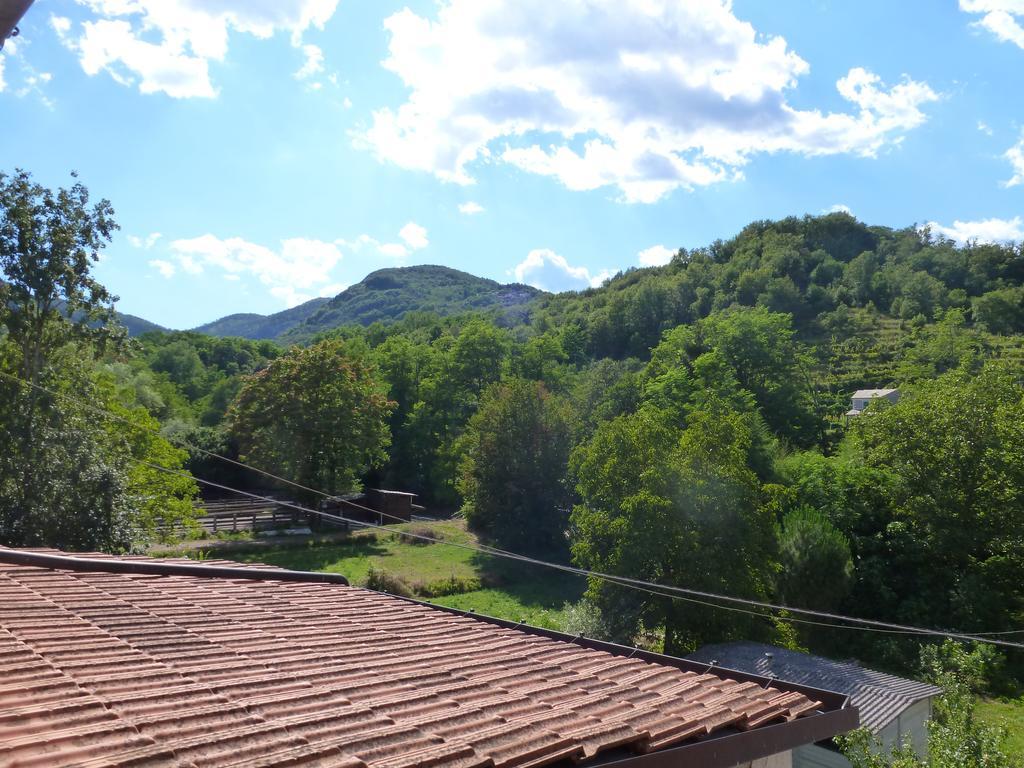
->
133;459;928;637
133;458;1024;650
5;368;1024;649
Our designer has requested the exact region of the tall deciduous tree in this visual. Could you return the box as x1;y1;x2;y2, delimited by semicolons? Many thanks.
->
850;362;1024;633
0;169;120;386
229;339;394;502
0;171;196;551
458;378;577;556
571;401;776;654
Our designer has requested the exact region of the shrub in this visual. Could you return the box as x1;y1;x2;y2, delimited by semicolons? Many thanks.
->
403;525;441;545
364;567;413;597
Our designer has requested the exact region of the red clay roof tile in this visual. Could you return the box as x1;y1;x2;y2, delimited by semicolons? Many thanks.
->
0;549;842;768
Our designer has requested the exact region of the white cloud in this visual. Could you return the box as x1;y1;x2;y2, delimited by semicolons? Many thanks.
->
318;282;347;297
978;120;994;136
335;225;429;262
2;37;55;107
824;204;853;214
926;216;1024;244
399;221;429;250
169;234;345;306
161;223;428;305
178;254;203;275
637;244;675;267
56;1;340;98
149;259;176;278
961;1;1024;48
360;0;937;203
50;15;72;37
458;201;485;215
128;232;162;249
1003;133;1024;187
295;43;324;80
342;96;353;108
377;242;409;258
513;249;614;292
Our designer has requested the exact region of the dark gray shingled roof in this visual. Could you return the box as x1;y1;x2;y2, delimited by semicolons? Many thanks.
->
687;642;941;734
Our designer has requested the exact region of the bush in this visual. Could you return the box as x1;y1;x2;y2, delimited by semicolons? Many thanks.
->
413;575;481;597
364;567;413;597
403;525;441;545
562;598;613;641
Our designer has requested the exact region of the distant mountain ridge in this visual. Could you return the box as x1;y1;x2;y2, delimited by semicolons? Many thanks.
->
190;265;544;341
192;297;330;340
118;311;166;337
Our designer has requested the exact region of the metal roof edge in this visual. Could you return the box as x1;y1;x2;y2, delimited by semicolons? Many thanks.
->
590;705;859;768
0;547;350;585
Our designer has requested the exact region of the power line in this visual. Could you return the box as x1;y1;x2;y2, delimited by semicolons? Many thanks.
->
5;368;1024;649
132;459;1024;650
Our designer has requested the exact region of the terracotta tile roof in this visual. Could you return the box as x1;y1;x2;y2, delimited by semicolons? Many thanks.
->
0;549;856;768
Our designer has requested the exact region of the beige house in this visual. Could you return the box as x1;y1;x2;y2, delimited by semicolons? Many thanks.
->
846;388;900;419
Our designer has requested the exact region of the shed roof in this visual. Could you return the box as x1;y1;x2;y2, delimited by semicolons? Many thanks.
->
0;548;856;768
851;389;898;399
687;642;940;734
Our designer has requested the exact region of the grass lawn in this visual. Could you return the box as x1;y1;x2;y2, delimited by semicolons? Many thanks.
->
171;519;584;630
977;697;1024;759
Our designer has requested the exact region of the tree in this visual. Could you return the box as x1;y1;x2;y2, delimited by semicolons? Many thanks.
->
849;362;1024;633
774;505;853;612
571;401;777;654
0;170;196;551
972;287;1024;335
459;378;577;556
451;318;510;395
839;641;1013;768
0;348;199;550
0;169;120;387
228;339;394;502
644;307;815;447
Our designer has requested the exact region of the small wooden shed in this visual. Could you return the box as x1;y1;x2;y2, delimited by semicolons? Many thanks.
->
365;489;416;523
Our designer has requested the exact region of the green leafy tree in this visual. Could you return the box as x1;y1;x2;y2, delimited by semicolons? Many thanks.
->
459;378;577;556
229;339;394;502
849;362;1024;633
0;171;196;551
0;169;120;387
645;307;815;446
571;401;776;654
774;505;854;611
839;641;1013;768
972;287;1024;335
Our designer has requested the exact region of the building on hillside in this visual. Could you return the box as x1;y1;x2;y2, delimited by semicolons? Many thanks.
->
688;643;941;768
845;388;900;420
0;547;860;768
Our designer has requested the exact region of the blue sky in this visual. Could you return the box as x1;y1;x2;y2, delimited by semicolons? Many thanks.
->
1;0;1022;329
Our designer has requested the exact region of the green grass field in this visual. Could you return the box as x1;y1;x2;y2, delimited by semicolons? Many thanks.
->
977;697;1024;759
180;519;584;630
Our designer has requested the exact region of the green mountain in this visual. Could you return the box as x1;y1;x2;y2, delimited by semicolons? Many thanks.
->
192;297;330;339
117;311;166;337
284;266;541;341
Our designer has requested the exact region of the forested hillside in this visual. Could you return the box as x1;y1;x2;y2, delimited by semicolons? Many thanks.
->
193;296;329;339
113;213;1024;676
282;265;542;341
4;187;1023;689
